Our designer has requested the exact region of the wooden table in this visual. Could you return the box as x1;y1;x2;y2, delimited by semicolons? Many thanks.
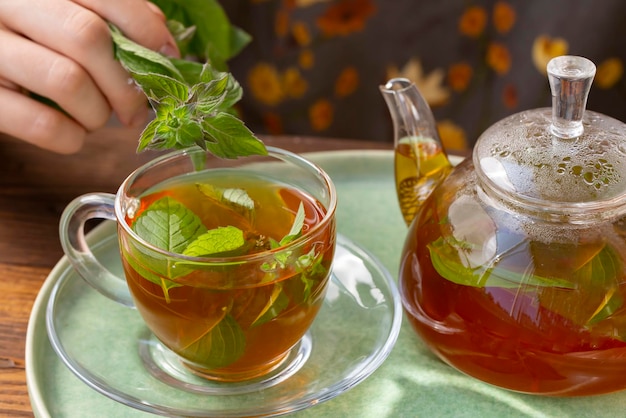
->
0;126;390;416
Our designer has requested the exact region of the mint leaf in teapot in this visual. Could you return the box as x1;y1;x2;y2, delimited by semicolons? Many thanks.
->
427;237;577;289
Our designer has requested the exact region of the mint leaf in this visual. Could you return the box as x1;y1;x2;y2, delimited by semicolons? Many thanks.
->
150;0;251;68
132;196;206;254
130;196;207;300
251;283;290;327
197;184;255;223
428;237;577;289
179;313;246;369
296;248;326;303
189;73;230;114
201;113;267;158
183;225;246;257
166;19;196;55
538;244;624;331
280;203;305;246
130;72;189;103
122;246;182;302
110;25;183;81
588;290;624;325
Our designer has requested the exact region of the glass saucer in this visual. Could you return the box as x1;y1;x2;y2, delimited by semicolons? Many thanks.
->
45;225;402;417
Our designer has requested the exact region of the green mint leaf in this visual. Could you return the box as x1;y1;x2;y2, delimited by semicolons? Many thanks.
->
110;25;183;81
227;26;253;60
588;290;624;325
138;117;186;152
538;244;624;331
166;20;196;57
122;245;182;303
130;196;207;300
218;74;244;111
169;58;205;85
189;73;230;114
197;184;255;223
280;203;305;246
130;72;189;103
201;113;268;158
138;97;207;152
132;196;206;254
183;225;246;257
179;313;246;369
218;188;255;211
150;0;251;67
296;249;326;303
172;114;204;148
274;250;292;269
251;284;290;327
427;237;577;289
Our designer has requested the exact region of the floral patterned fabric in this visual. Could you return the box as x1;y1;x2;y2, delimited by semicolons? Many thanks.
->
220;0;626;152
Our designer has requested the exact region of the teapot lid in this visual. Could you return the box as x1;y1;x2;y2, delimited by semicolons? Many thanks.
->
474;56;626;215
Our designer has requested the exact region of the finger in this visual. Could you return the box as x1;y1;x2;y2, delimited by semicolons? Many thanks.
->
1;0;153;127
0;86;86;154
73;0;179;57
0;28;112;131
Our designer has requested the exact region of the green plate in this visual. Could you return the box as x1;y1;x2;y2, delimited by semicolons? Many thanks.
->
26;150;626;417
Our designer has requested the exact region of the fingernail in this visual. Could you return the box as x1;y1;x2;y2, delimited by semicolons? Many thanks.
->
160;42;180;58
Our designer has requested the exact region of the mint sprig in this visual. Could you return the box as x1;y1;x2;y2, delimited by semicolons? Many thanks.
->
109;23;266;158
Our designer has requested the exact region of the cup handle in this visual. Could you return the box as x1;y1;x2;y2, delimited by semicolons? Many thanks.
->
59;193;135;308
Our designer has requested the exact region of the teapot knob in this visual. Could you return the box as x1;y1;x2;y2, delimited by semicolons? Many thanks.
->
548;56;596;139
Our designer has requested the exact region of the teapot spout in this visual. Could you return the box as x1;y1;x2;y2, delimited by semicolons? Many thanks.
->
380;78;453;225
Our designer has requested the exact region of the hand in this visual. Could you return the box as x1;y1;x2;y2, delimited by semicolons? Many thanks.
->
0;0;179;154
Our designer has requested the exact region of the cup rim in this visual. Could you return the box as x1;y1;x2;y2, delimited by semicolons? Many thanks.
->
114;146;337;263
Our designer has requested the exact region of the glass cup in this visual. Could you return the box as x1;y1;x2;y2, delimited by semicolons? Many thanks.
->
59;146;337;387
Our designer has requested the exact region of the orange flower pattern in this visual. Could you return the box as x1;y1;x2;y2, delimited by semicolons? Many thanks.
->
334;67;359;98
219;0;626;149
493;1;515;34
459;6;488;38
309;99;334;131
317;0;376;37
247;63;284;106
596;58;624;89
448;62;473;92
486;42;511;75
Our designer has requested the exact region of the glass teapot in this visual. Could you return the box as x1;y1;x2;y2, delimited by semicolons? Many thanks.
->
380;56;626;396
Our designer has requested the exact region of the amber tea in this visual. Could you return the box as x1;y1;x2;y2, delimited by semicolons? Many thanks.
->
119;169;335;381
394;136;451;225
401;188;626;395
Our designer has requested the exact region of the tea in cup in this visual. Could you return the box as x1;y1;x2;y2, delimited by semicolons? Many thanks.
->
59;146;337;384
